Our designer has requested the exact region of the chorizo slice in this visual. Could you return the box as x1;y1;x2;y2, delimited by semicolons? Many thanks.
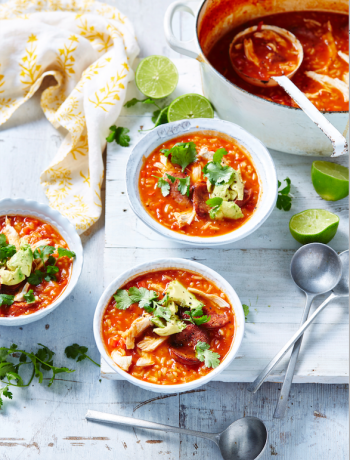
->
163;172;191;206
170;347;200;366
193;182;210;218
170;323;209;348
201;306;230;329
235;188;252;208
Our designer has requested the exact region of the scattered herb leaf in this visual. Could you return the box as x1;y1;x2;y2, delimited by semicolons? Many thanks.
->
276;177;292;211
213;148;228;163
106;126;130;147
242;304;250;320
24;290;35;304
154;176;171;197
0;294;14;307
128;287;158;309
57;248;76;259
177;176;191;196
27;270;45;286
0;244;17;262
65;343;100;367
0;234;7;247
195;342;220;368
113;289;133;310
183;306;210;326
203;162;234;186
163;142;197;172
124;97;157;108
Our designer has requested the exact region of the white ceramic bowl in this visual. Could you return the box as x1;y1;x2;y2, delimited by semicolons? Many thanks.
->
0;198;83;326
94;258;245;394
126;118;277;246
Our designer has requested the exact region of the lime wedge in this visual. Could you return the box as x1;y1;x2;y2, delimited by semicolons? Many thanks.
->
289;209;339;244
135;56;178;99
311;161;349;201
167;93;214;122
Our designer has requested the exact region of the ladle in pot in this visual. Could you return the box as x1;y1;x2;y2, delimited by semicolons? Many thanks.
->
229;25;348;157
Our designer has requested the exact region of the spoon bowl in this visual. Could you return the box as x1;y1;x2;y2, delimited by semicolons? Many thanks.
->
290;243;343;295
229;25;303;88
218;416;268;460
333;250;349;296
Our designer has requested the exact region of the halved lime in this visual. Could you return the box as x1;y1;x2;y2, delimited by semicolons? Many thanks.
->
167;93;214;122
311;161;349;201
289;209;339;245
135;56;178;99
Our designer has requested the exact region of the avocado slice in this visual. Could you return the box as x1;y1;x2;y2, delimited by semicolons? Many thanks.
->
210;201;244;220
211;182;237;201
166;280;203;310
0;267;25;285
153;319;187;337
7;245;33;277
230;170;244;201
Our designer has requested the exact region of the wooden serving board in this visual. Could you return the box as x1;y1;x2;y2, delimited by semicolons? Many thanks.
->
102;59;349;383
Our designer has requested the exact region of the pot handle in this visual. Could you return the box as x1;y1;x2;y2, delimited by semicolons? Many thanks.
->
164;0;201;59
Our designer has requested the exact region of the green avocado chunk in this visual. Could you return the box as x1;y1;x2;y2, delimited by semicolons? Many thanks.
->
7;245;33;277
0;267;25;285
153;319;187;336
166;280;202;310
211;201;244;220
210;170;244;202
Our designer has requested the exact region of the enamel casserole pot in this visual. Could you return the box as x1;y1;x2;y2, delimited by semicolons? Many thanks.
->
164;0;349;156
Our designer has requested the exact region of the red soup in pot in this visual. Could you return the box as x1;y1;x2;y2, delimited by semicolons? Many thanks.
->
0;215;75;317
208;11;349;112
102;269;236;385
139;133;260;238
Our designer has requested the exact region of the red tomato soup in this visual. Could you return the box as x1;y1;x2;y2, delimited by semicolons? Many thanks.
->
0;216;74;317
139;133;260;238
230;26;300;80
102;270;236;385
208;12;349;111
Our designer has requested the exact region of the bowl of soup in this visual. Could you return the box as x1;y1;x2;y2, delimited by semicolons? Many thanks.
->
0;198;83;326
164;0;349;155
94;258;245;393
126;118;277;246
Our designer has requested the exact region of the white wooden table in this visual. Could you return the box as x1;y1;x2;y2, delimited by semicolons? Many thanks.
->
0;1;348;459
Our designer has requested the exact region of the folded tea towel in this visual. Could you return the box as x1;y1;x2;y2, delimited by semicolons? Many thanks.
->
0;0;139;233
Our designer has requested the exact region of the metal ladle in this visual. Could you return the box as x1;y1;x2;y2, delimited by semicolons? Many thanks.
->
86;410;268;460
248;244;343;412
229;25;348;157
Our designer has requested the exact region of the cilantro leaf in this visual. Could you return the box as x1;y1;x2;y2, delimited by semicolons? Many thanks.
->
65;343;100;367
183;307;210;326
0;385;12;409
0;234;7;247
276;178;292;211
154;176;171;197
128;287;158;309
33;245;55;263
124;97;156;108
203;162;234;186
178;176;191;196
57;248;76;259
0;294;14;307
213;148;228;163
113;290;133;310
153;306;172;322
195;342;220;368
24;290;35;304
106;126;130;147
152;106;169;128
167;142;197;172
45;265;59;282
0;244;16;262
160;148;170;157
28;270;45;286
242;304;250;321
206;197;223;207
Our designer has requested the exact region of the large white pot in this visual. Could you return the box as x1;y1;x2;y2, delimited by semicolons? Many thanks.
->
164;0;349;156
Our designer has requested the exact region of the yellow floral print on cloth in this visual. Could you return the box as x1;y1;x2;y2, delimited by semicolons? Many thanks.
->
0;0;139;233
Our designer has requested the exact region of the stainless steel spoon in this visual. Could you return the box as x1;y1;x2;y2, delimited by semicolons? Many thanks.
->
86;410;268;460
248;243;342;402
229;25;348;157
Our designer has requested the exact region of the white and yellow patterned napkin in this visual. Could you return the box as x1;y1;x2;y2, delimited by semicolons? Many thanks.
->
0;0;139;233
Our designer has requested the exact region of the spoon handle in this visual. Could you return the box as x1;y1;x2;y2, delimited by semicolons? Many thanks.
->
272;76;348;157
86;410;218;443
247;292;337;394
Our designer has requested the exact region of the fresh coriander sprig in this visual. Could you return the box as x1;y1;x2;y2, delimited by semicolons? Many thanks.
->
161;142;197;172
65;344;100;367
124;98;160;108
0;294;14;307
183;306;210;326
203;148;234;186
276;177;293;211
195;342;220;368
153;176;171;197
113;286;159;311
242;304;250;321
106;126;130;147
